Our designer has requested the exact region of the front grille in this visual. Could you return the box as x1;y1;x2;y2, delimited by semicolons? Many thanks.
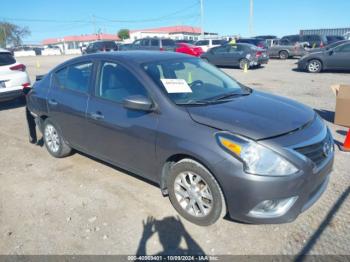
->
294;132;333;167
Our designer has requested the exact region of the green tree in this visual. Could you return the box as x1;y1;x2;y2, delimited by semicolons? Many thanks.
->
117;29;130;40
0;22;30;48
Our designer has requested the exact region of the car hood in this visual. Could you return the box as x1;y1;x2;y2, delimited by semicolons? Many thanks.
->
187;91;315;140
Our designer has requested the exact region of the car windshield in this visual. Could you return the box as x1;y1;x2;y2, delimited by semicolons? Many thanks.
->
142;58;249;105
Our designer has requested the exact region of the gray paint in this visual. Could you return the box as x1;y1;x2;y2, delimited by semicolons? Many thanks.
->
27;51;334;223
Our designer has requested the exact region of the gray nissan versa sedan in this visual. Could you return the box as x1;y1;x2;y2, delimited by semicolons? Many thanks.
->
26;51;334;226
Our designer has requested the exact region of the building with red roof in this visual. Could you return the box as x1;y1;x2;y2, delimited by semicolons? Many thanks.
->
42;33;120;54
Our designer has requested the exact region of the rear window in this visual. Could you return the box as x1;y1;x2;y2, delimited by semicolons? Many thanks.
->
0;52;16;66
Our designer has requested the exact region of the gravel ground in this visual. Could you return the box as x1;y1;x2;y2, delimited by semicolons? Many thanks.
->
0;55;349;256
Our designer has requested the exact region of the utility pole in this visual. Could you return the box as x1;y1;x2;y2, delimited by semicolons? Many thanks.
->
249;0;254;36
200;0;204;38
92;15;96;34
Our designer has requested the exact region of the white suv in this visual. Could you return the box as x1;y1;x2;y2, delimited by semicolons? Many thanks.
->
194;39;227;52
0;48;30;101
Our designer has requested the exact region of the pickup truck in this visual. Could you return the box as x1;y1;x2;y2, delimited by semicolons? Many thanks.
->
267;39;307;59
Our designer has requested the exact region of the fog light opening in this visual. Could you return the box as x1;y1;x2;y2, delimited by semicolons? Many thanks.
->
248;196;298;218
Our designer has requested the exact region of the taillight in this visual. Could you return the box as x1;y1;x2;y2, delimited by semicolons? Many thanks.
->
10;64;26;72
256;51;263;57
160;47;165;51
320;41;324;48
22;82;31;89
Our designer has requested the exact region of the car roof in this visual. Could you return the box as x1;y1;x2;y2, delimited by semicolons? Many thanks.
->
83;51;192;64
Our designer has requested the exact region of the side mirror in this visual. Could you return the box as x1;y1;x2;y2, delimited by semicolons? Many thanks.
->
329;50;334;56
123;95;154;112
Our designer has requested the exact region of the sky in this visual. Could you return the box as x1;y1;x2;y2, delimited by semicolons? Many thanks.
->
1;0;350;44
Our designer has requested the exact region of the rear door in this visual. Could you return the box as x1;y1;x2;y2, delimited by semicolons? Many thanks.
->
225;45;245;66
48;61;94;150
85;60;158;177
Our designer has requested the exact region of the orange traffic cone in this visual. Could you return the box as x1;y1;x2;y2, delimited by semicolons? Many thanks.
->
340;129;350;152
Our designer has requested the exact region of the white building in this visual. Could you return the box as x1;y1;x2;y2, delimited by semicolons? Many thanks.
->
129;25;203;42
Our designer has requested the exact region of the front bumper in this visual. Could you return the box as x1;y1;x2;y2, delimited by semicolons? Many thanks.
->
297;60;308;71
213;151;334;224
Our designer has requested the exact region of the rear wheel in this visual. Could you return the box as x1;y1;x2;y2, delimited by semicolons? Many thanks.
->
43;119;71;158
167;159;226;226
239;59;250;70
307;59;322;73
279;50;289;60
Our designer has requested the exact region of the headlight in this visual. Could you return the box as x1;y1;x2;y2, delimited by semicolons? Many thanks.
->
217;133;298;176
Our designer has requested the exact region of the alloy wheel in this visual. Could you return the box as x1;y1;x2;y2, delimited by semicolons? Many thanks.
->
308;60;321;73
44;124;60;153
174;171;213;217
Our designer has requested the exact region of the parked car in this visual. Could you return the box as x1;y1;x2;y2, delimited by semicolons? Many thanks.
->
268;39;307;59
201;43;268;69
307;40;350;54
129;38;176;51
0;48;31;102
326;35;345;44
194;39;227;52
175;42;203;57
281;34;328;48
298;42;350;73
84;41;119;54
254;35;277;40
26;51;333;226
236;38;267;49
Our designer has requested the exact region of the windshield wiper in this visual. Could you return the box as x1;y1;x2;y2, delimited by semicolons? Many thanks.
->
206;91;251;102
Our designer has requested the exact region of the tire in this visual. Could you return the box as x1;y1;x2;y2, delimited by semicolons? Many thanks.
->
307;59;322;73
239;59;250;70
167;159;226;226
43;119;71;158
279;50;289;60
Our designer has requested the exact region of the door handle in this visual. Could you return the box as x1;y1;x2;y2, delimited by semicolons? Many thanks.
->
48;99;58;106
90;112;104;120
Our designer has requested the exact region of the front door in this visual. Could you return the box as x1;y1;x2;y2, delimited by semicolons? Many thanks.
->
326;43;350;70
85;61;158;178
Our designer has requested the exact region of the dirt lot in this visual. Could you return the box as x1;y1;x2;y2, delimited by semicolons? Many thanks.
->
0;55;349;256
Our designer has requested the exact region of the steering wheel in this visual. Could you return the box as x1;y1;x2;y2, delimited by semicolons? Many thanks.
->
190;80;204;89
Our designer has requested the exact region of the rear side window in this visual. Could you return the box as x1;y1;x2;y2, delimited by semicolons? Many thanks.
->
212;40;223;45
162;39;175;46
0;52;16;66
97;62;147;103
150;39;159;46
54;62;93;93
195;40;209;46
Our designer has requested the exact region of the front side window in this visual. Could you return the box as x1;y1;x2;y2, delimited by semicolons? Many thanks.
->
212;45;229;54
335;44;350;52
97;62;148;103
143;58;247;105
54;62;93;93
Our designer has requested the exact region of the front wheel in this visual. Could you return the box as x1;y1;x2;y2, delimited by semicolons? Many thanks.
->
307;59;322;73
43;119;72;158
167;159;226;226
